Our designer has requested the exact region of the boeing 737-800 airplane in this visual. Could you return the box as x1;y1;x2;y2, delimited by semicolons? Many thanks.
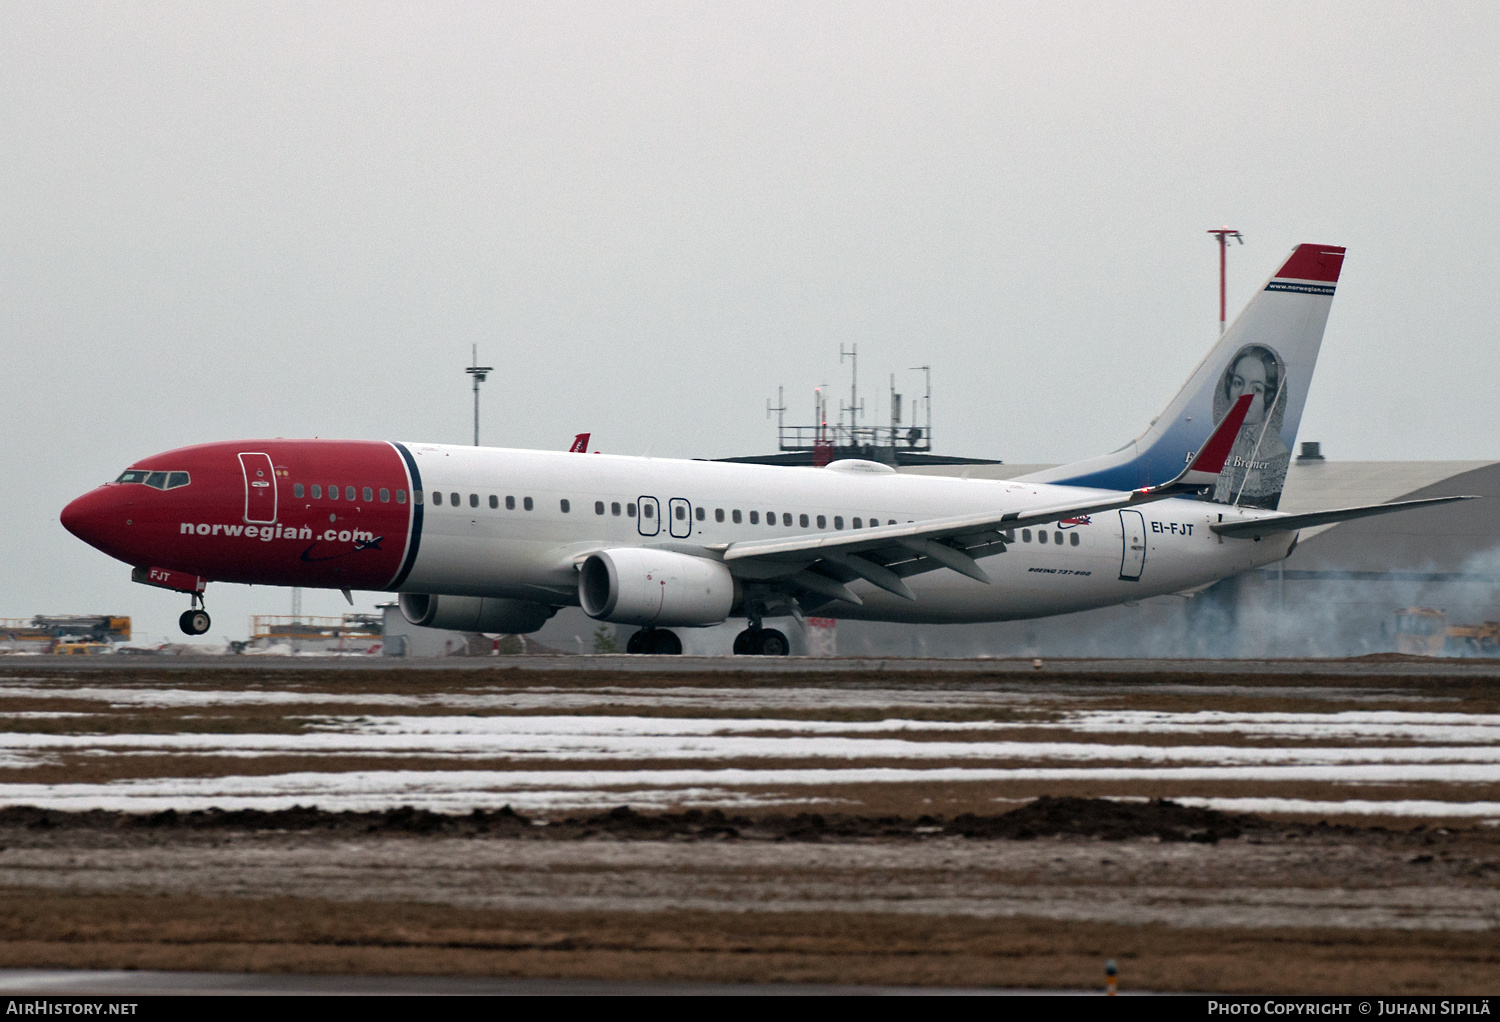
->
61;244;1470;654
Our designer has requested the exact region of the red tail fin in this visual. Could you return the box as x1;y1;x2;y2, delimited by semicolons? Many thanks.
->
569;433;590;453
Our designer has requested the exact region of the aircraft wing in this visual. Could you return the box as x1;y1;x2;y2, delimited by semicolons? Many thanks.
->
1209;496;1477;540
713;391;1257;606
718;488;1181;602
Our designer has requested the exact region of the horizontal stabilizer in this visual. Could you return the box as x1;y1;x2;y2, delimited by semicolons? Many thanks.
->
1210;496;1477;540
1138;393;1254;495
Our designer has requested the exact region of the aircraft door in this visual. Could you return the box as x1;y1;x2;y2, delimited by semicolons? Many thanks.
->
637;496;660;537
239;452;278;525
1118;509;1146;581
668;498;692;538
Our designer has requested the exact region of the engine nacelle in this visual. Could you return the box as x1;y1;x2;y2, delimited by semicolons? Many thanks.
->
578;548;737;626
398;593;554;634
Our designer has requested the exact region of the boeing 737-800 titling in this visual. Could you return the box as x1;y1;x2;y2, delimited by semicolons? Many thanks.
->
62;244;1471;655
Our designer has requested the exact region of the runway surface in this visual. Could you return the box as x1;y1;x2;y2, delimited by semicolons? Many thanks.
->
1;658;1497;992
2;657;1499;819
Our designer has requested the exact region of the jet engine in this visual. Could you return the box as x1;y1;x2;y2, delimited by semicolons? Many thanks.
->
398;593;554;634
578;548;737;626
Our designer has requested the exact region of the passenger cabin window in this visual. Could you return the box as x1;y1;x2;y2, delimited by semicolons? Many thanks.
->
816;515;826;529
715;509;725;522
560;499;570;513
312;485;322;499
469;493;478;508
783;513;792;526
293;484;304;498
413;490;423;505
642;503;651;518
365;487;375;502
675;505;686;520
1069;533;1080;547
524;497;534;511
627;503;637;517
380;488;390;502
732;510;742;523
612;502;622;516
799;514;809;527
505;495;515;509
330;486;340;501
396;489;407;504
345;486;356;501
749;511;759;524
1038;531;1048;544
1055;532;1064;545
595;501;605;515
1022;529;1031;542
852;517;862;529
696;507;706;521
431;491;441;505
490;495;498;509
834;516;844;530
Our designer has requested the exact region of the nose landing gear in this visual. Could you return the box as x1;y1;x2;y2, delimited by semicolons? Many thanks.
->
178;594;211;636
733;627;789;656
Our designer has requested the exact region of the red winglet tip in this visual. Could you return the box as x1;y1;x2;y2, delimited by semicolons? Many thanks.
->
1190;393;1255;475
1275;243;1346;283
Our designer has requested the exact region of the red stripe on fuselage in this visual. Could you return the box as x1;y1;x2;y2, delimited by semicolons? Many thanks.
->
62;440;413;590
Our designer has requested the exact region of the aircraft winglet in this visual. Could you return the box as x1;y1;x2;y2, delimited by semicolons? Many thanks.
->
1135;392;1254;497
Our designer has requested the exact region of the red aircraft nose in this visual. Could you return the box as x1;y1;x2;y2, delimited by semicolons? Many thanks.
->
61;486;128;555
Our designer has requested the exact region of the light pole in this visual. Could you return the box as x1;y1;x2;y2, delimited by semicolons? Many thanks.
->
466;344;492;446
1207;227;1243;335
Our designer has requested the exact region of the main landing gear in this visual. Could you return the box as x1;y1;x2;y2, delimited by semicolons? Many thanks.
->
178;594;211;636
625;628;682;655
734;627;788;656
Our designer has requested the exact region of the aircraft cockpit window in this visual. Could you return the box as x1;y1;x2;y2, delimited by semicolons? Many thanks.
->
145;472;168;489
167;472;190;489
115;470;150;484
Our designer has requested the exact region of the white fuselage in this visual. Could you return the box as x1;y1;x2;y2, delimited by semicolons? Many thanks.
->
399;444;1294;625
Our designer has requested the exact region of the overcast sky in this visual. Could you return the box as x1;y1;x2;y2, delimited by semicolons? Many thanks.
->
4;2;1498;643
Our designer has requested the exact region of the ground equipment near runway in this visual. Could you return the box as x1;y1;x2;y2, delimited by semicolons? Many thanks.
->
1395;607;1500;656
0;615;131;653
